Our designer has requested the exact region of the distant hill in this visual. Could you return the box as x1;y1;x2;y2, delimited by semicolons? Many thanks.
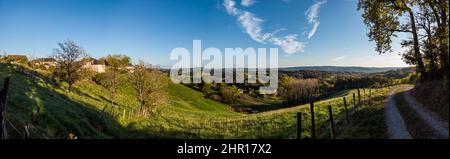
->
279;66;406;73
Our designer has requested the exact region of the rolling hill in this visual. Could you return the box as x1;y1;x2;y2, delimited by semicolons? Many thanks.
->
280;66;405;73
0;63;394;139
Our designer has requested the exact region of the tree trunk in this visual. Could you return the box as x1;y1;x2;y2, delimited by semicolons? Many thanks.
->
430;0;449;79
68;83;72;93
425;25;438;79
408;9;427;81
111;96;114;108
439;4;449;79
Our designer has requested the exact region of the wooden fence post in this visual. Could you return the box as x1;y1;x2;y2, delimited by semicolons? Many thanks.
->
363;88;366;101
297;112;302;140
160;124;163;136
310;102;315;139
343;97;349;124
1;77;10;139
328;105;335;139
357;89;361;105
352;93;356;108
24;122;30;139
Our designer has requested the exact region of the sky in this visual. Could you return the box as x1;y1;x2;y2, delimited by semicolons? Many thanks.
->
0;0;408;67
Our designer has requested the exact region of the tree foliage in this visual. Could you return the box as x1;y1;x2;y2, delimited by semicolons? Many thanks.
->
358;0;449;81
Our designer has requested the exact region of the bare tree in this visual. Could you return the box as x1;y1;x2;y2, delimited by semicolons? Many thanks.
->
100;69;120;109
129;60;167;116
280;78;320;105
53;40;87;92
99;54;131;109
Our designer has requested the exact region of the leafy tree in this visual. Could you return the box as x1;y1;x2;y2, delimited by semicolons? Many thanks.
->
358;0;449;81
358;0;426;80
104;54;131;70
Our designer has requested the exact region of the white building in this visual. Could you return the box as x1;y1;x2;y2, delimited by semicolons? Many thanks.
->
82;58;106;73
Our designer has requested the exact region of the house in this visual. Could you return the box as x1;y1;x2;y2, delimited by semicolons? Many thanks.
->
6;55;28;64
125;66;135;73
82;58;106;73
31;58;57;69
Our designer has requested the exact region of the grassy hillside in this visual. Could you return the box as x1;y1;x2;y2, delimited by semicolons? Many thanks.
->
1;63;395;139
0;64;124;138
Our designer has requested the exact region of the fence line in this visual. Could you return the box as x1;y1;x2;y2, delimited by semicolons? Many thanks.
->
1;77;11;139
297;87;383;139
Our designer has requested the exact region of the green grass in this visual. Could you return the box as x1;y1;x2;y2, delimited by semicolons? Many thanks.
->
0;63;397;139
336;95;388;139
0;64;123;138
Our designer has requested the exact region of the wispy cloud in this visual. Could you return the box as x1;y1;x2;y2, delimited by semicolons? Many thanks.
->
223;0;305;54
241;0;256;7
332;56;346;61
224;0;239;15
306;1;326;39
270;34;305;54
237;11;271;43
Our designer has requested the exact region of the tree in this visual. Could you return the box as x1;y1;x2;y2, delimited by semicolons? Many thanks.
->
424;0;449;78
358;0;426;80
129;61;167;116
99;54;131;109
219;85;239;104
280;78;320;106
104;54;131;70
53;40;87;92
98;69;120;109
201;83;214;96
358;0;449;81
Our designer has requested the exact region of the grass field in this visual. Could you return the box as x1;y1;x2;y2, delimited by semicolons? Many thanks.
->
0;63;396;139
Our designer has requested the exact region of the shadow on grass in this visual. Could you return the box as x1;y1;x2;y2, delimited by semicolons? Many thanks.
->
0;63;165;139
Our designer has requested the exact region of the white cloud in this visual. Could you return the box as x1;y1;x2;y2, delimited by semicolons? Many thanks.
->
241;0;256;7
332;56;346;61
270;35;305;54
237;11;271;43
306;1;326;39
224;0;240;15
223;0;305;54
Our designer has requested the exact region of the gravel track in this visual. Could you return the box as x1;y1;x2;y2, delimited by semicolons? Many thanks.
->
402;89;449;139
384;87;412;139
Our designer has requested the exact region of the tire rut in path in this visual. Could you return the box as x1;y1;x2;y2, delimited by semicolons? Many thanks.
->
402;89;449;138
384;87;412;139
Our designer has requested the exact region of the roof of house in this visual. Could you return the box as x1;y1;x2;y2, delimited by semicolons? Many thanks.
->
6;55;28;61
32;58;56;63
82;57;104;65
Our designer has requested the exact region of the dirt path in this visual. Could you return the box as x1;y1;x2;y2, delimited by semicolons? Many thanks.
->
384;87;412;139
402;89;449;138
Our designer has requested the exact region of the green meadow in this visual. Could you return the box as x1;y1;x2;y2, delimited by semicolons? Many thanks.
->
0;63;394;139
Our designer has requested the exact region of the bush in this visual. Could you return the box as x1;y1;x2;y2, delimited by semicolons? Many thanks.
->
93;72;106;85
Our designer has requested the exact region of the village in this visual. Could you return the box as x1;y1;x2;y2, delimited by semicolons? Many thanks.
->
0;53;136;74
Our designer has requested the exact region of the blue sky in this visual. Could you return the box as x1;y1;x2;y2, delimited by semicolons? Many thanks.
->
0;0;408;67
